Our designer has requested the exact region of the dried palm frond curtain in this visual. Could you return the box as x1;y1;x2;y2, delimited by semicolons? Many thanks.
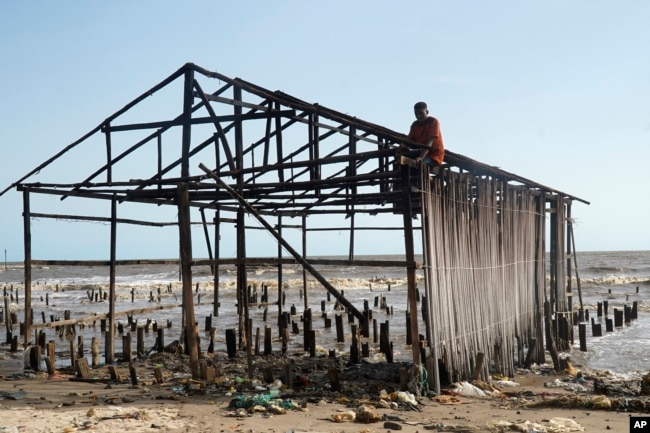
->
420;170;546;386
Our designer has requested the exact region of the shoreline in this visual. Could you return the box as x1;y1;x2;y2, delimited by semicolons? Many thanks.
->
0;353;643;432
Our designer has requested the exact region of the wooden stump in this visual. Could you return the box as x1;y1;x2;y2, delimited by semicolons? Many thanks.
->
154;366;164;384
129;362;138;386
225;328;237;358
328;368;341;392
108;365;124;382
108;365;123;381
91;337;100;367
75;358;92;379
46;341;56;371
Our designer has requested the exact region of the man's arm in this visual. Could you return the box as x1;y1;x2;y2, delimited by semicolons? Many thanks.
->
417;137;435;160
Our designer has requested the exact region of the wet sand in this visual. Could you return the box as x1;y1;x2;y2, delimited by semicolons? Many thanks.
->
0;352;641;433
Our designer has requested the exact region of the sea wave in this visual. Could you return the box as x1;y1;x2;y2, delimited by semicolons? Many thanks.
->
572;276;650;287
584;265;628;273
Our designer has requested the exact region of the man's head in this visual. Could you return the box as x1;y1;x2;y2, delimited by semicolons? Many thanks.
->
413;101;428;122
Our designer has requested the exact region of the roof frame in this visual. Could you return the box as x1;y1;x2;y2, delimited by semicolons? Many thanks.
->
4;62;588;222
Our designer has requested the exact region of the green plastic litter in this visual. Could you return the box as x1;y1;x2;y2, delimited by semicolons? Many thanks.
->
230;394;271;408
229;394;299;410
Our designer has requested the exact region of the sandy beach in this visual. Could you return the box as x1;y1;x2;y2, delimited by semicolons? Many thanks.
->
1;252;648;432
0;351;642;433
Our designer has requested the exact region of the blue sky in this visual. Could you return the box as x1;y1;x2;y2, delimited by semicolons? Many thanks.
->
1;1;648;261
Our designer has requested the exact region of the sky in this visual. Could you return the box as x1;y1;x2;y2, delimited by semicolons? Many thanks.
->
0;1;648;261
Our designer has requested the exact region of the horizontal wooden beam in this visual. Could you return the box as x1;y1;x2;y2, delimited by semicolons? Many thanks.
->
103;110;295;132
29;302;182;330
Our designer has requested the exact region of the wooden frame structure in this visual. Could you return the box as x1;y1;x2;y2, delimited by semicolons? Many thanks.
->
2;63;589;389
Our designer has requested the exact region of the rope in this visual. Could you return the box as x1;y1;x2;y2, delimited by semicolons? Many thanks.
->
408;364;429;397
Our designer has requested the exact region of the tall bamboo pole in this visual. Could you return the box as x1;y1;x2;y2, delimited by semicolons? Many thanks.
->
22;189;32;345
178;183;199;378
400;165;420;366
106;195;117;363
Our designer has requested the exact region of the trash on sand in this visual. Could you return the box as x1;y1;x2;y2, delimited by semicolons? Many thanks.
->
525;394;619;411
355;404;381;423
391;391;418;405
451;381;487;398
496;380;520;387
489;417;584;432
0;390;26;400
330;410;355;422
544;379;588;393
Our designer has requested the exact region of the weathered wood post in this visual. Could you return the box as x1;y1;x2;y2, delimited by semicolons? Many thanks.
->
91;336;100;366
225;328;237;358
579;323;587;351
22;189;32;345
122;332;132;362
335;314;344;343
106;194;117;364
178;182;199;378
213;211;220;317
264;325;272;355
277;215;284;319
302;214;309;309
399;164;420;367
137;327;145;358
46;340;56;374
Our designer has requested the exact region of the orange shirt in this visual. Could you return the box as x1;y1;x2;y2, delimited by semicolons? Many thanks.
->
408;117;445;165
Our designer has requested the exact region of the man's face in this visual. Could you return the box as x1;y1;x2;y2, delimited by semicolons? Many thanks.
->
414;109;428;122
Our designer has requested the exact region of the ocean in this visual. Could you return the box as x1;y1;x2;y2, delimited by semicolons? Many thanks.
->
0;250;648;377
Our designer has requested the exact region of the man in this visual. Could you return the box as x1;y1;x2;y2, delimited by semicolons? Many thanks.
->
405;101;445;168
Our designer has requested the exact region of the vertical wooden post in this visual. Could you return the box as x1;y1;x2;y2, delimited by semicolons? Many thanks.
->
544;300;560;371
105;122;112;184
348;213;355;262
578;323;587;351
400;165;421;366
122;333;132;362
335;314;344;343
233;85;253;378
310;113;321;195
264;325;272;355
350;324;359;364
566;203;573;331
106;195;117;364
301;214;308;309
22;189;32;345
46;340;56;374
157;328;165;352
533;194;546;365
178;183;199;379
211;129;222;318
347;125;357;263
137;326;145;358
70;339;77;366
157;134;163;192
549;197;558;319
225;328;237;358
213;211;220;317
274;100;284;183
91;336;100;367
181;65;193;179
278;215;284;316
